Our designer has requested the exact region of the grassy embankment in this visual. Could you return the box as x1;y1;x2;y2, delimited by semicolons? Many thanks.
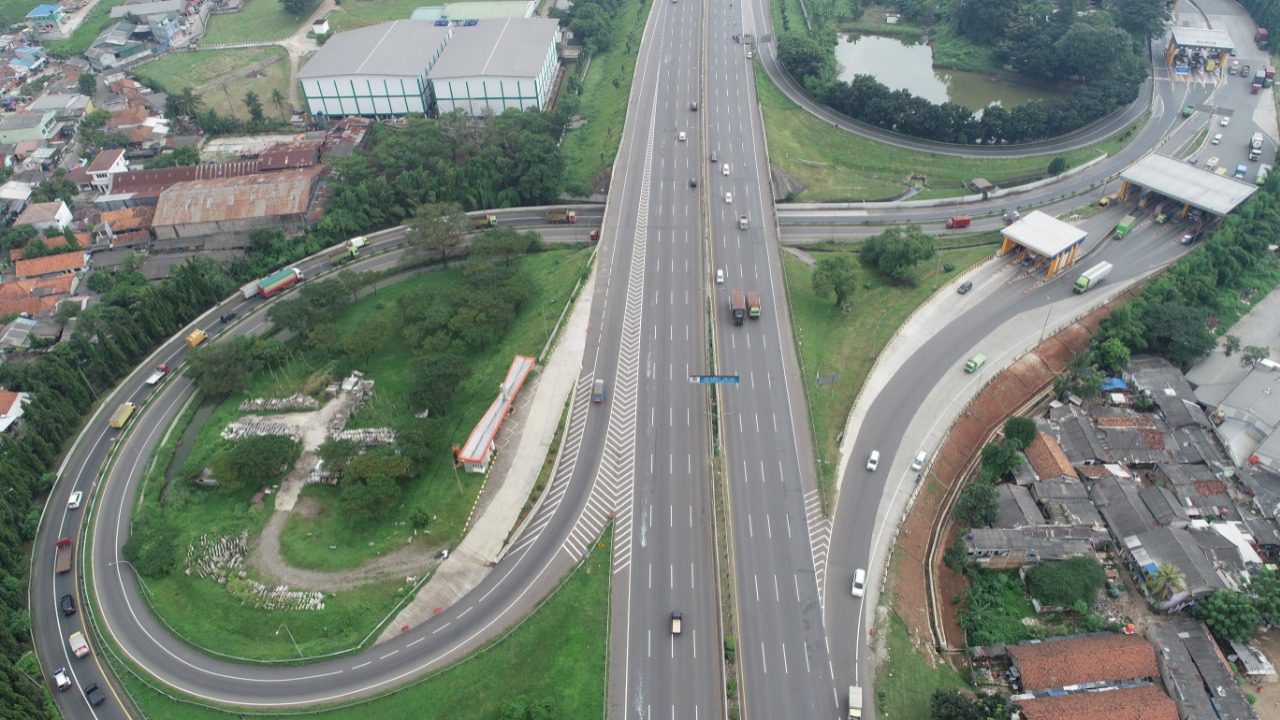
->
756;63;1141;202
134;247;590;660
101;530;611;719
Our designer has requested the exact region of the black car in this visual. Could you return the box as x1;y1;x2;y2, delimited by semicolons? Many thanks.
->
84;683;106;706
219;312;237;324
689;177;698;188
689;101;698;111
957;281;973;295
59;593;75;616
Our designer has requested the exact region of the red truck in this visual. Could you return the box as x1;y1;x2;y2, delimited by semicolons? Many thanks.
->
945;216;971;229
55;537;73;574
1257;27;1269;49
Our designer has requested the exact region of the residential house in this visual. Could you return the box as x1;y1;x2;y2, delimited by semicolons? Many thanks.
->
98;206;154;236
1017;684;1177;720
1024;432;1077;482
995;483;1044;528
0;273;75;318
1090;476;1159;541
1152;463;1239;522
0;388;27;434
110;1;183;44
1206;364;1280;475
9;45;46;75
24;4;67;37
14;200;71;231
0;110;57;144
86;148;129;192
1147;619;1259;720
1007;632;1166;691
0;179;32;219
259;141;321;171
86;23;150;71
965;526;1108;570
13;250;86;279
25;93;92;122
1124;525;1240;609
0;316;37;355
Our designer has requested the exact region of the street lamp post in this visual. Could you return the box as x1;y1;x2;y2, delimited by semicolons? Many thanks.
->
275;623;303;658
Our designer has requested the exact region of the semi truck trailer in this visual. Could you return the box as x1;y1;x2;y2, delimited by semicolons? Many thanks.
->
1073;261;1113;294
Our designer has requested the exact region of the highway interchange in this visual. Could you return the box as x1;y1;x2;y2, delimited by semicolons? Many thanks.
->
29;0;1276;718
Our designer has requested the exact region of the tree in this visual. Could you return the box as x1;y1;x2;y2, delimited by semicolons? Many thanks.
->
1027;556;1105;608
979;441;1021;481
280;0;316;14
122;513;180;577
811;254;858;308
243;91;265;127
145;146;200;169
410;353;470;416
1241;345;1272;367
860;226;936;283
77;71;97;97
1139;302;1216;368
777;32;836;82
172;86;203;117
270;88;289;121
1195;589;1260;642
409;202;468;267
1245;567;1280;627
1222;334;1241;356
186;337;257;397
340;473;400;521
211;435;299;494
1047;156;1068;175
1110;0;1171;39
1146;562;1185;602
954;480;998;527
471;229;528;267
930;688;1017;720
1094;336;1131;374
1003;416;1036;450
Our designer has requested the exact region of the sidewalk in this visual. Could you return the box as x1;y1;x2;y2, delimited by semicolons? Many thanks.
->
377;269;595;642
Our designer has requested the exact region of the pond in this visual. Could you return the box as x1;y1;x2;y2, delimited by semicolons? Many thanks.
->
834;35;1065;113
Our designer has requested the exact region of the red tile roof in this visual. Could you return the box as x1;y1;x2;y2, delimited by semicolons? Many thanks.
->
107;105;149;128
1018;684;1178;720
87;148;125;173
99;206;154;233
65;164;91;185
13;250;84;278
1009;634;1158;691
1025;432;1076;480
0;388;19;415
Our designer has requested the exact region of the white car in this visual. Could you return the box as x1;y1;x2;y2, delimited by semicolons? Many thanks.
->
67;491;82;510
722;163;730;176
866;450;880;471
715;268;724;284
1212;133;1222;145
724;192;733;204
910;451;927;472
52;667;71;692
1221;116;1231;127
852;569;866;598
677;131;687;142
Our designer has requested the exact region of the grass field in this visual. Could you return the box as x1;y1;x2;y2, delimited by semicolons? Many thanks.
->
561;0;648;195
876;611;968;718
782;242;998;504
201;0;310;44
756;64;1141;202
135;47;292;121
111;529;612;719
326;0;433;32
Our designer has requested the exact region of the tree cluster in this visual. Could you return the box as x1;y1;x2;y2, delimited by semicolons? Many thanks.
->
930;689;1018;720
860;225;936;284
315;111;567;243
1195;567;1280;642
557;0;624;55
0;258;235;719
1092;174;1280;369
1026;556;1105;609
952;418;1028;528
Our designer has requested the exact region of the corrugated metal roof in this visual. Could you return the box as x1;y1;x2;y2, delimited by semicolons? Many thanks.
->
110;160;260;197
152;167;323;227
298;20;451;80
428;18;559;80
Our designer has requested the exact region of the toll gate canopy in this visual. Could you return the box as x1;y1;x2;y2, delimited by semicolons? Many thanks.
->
1169;27;1235;53
999;211;1087;278
1120;155;1257;217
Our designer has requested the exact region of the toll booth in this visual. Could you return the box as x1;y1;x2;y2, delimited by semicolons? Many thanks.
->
998;211;1087;279
1167;27;1235;76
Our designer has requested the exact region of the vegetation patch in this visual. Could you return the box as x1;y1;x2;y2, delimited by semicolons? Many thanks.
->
110;530;612;719
200;0;310;44
876;610;968;719
782;240;997;504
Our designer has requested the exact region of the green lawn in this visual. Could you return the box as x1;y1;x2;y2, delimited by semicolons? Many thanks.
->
783;242;998;506
561;0;648;195
44;0;129;56
326;0;437;32
134;47;284;92
757;63;1142;202
876;611;968;719
201;0;311;44
110;529;611;719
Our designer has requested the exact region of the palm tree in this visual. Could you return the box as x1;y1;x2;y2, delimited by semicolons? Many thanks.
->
1146;563;1186;601
269;88;289;121
174;86;202;118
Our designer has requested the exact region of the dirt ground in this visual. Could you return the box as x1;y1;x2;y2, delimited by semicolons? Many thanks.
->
1251;631;1280;718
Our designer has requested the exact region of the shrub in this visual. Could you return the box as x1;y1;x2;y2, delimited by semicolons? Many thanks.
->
1026;557;1105;609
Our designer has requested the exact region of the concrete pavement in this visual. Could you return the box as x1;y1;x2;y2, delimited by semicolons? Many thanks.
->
377;265;596;642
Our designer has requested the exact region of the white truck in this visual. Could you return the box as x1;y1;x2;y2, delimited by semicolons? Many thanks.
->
1250;132;1265;161
848;685;863;718
68;631;89;658
144;363;170;386
1073;261;1113;294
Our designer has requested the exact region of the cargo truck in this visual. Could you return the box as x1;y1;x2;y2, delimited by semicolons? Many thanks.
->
1073;261;1113;294
1258;27;1270;49
747;290;761;319
546;209;577;224
945;215;971;229
848;686;863;718
670;611;683;635
257;267;305;298
738;214;749;229
1267;65;1276;87
239;280;261;300
144;363;170;386
1253;70;1265;93
108;402;136;429
730;289;746;325
1250;132;1265;161
1154;203;1170;224
470;213;497;230
1113;215;1136;240
55;537;73;574
327;236;367;263
68;631;89;658
185;329;207;348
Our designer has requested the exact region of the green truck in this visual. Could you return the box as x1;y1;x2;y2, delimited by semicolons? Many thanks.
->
1113;214;1136;240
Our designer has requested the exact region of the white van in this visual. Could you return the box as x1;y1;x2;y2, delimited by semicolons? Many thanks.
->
852;569;866;597
911;451;927;472
715;268;724;284
866;451;880;471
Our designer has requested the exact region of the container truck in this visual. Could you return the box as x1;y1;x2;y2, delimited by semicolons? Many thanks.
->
738;214;750;229
747;290;761;319
185;329;207;348
68;631;89;658
108;402;136;429
945;215;971;229
1113;215;1136;240
257;268;305;298
546;209;577;224
730;289;746;325
327;236;367;263
144;363;170;386
470;213;497;230
1073;261;1113;294
1257;26;1270;49
239;280;261;299
848;686;863;718
55;537;73;574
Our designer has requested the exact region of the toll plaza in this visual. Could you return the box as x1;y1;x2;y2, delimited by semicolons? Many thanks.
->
1167;27;1235;75
1115;154;1257;223
998;211;1087;279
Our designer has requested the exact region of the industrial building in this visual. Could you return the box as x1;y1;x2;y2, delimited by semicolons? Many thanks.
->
151;166;324;241
299;17;561;119
299;20;451;118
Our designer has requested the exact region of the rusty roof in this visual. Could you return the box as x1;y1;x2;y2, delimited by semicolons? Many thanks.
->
13;250;84;278
99;206;154;232
1010;634;1158;691
109;160;260;198
1025;432;1076;480
107;104;149;128
87;148;125;173
1018;684;1178;720
152;167;323;227
259;141;320;171
110;230;151;246
0;388;19;415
